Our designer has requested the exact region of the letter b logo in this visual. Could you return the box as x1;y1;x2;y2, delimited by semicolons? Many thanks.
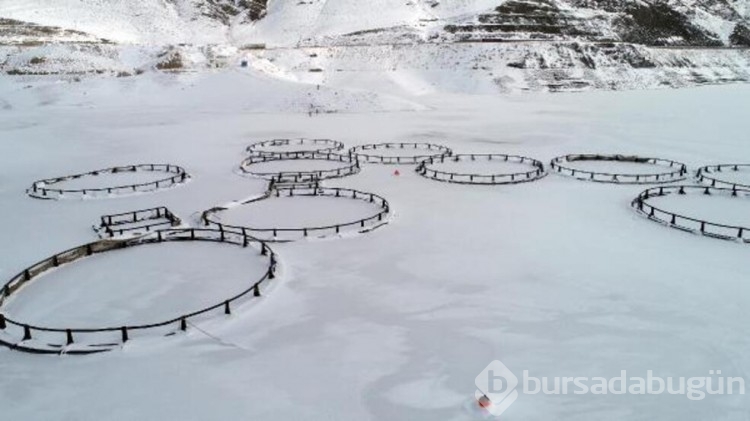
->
475;360;519;416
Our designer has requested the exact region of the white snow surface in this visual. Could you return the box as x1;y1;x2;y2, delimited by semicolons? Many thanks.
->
3;242;269;327
47;171;173;190
706;168;750;186
559;159;685;175
428;159;538;175
0;0;228;44
0;73;749;420
234;0;502;46
219;195;381;228
244;158;354;173
648;194;750;227
0;0;499;47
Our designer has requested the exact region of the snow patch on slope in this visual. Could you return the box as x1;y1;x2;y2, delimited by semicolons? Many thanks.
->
0;0;228;44
237;0;507;47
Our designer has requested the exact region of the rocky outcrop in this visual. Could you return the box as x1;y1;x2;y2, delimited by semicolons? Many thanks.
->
612;2;722;46
183;0;268;24
731;23;750;46
443;0;744;47
446;0;615;41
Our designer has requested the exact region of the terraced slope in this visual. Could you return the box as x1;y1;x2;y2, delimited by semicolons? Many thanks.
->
0;0;748;93
443;0;748;46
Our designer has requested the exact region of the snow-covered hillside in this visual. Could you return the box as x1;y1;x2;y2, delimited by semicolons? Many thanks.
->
0;0;267;44
1;0;748;47
237;0;750;47
1;0;749;93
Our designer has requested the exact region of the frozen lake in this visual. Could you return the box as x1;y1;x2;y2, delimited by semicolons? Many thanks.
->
244;158;353;173
428;159;536;175
356;144;448;158
704;168;750;186
219;195;382;229
249;140;342;154
559;159;684;175
648;192;750;227
3;241;269;327
43;170;174;190
0;72;749;421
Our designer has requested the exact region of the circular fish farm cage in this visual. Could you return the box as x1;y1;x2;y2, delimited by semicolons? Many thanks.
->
201;186;391;242
239;152;360;182
416;154;546;185
246;138;345;157
696;164;750;190
349;142;452;165
550;154;687;184
631;185;750;243
27;164;190;200
0;228;278;355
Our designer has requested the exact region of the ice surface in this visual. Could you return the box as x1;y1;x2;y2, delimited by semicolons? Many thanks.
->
244;158;353;173
0;74;749;421
705;169;750;186
219;195;382;229
357;145;448;158
250;142;340;153
560;159;685;175
648;193;750;227
44;171;174;190
3;242;269;327
428;159;536;175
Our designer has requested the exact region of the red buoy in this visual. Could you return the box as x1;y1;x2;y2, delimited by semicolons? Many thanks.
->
477;395;492;409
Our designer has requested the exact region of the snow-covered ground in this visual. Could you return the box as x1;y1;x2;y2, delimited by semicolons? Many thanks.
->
0;72;749;420
0;0;229;44
3;0;749;93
